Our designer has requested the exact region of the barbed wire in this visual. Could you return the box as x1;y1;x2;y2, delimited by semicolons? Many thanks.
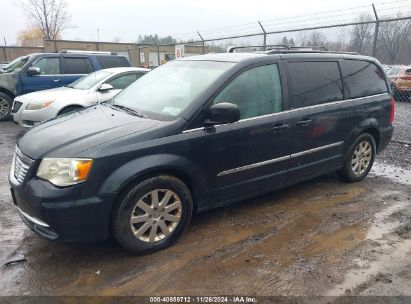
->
171;0;411;42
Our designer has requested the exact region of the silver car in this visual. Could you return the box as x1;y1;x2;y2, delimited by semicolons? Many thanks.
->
11;67;149;127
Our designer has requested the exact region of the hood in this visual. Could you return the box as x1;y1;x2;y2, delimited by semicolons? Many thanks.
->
18;104;160;159
16;86;90;104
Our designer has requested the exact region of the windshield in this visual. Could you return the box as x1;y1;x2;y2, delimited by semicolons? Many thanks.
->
3;56;29;72
112;60;234;120
67;70;114;90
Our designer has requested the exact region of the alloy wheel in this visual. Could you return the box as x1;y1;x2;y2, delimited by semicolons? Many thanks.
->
351;141;372;175
130;189;182;243
0;97;9;119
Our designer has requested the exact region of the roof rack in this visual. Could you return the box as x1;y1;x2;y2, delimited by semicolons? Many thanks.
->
59;50;118;55
227;45;287;53
266;49;360;55
227;44;360;55
288;45;328;51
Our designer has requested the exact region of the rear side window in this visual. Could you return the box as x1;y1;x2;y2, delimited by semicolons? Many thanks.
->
64;57;93;74
341;60;387;99
97;56;130;69
288;61;343;108
214;64;283;119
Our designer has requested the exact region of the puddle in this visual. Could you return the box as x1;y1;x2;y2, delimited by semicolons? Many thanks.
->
327;239;411;295
327;196;411;296
371;162;411;185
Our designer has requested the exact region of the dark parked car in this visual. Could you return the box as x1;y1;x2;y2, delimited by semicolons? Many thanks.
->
0;50;131;121
9;49;394;254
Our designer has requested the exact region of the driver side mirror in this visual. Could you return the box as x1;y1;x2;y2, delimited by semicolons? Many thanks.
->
98;83;114;92
27;67;41;76
205;102;240;126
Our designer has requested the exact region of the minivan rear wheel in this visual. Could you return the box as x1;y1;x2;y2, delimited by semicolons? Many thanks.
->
112;175;193;254
337;133;376;182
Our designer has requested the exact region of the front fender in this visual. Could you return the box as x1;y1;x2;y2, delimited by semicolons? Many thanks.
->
98;153;208;211
0;72;17;96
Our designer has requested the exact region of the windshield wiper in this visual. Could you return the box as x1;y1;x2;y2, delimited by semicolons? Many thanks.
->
109;104;147;118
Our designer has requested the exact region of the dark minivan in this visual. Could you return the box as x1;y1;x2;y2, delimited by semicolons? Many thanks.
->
9;50;394;254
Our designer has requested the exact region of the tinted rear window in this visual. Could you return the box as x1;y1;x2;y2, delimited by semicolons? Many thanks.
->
288;61;343;108
341;60;387;99
64;57;93;74
97;56;130;68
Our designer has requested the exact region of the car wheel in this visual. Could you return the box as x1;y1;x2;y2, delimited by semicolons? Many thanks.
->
337;133;376;182
58;105;83;115
0;92;13;121
113;175;193;254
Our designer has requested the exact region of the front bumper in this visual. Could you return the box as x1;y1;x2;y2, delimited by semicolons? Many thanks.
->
12;101;59;128
9;177;117;243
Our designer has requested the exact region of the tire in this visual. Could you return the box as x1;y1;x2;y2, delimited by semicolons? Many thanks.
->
337;133;376;182
58;105;82;115
112;175;193;254
0;92;13;121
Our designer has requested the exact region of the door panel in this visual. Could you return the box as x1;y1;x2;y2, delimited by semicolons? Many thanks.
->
206;114;292;204
205;63;291;204
19;56;62;94
287;103;354;181
285;60;354;181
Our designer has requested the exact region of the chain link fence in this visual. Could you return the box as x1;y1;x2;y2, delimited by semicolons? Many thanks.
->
143;2;411;101
154;14;411;101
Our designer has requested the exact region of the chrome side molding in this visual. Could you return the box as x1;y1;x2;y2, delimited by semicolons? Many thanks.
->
217;141;344;177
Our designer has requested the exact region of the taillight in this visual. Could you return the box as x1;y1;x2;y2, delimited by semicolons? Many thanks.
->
390;97;395;123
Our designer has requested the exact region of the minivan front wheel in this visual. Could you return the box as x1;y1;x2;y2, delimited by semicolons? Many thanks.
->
338;133;376;182
113;175;193;254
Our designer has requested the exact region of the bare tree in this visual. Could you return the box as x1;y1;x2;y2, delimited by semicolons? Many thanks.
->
18;0;71;40
379;17;411;63
300;31;327;47
350;13;374;54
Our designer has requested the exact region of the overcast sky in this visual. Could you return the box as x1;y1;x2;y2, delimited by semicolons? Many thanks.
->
1;0;410;45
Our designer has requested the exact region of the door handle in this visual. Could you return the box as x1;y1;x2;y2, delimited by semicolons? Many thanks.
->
53;79;61;83
271;123;289;132
296;119;312;127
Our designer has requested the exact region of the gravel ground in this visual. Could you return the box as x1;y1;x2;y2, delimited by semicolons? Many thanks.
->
378;101;411;168
0;102;410;299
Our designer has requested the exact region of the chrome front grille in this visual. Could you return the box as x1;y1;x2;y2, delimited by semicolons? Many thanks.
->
10;147;33;185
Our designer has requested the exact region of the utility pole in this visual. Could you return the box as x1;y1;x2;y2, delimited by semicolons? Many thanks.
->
197;31;205;54
372;4;380;57
258;21;267;50
96;29;100;51
2;36;7;63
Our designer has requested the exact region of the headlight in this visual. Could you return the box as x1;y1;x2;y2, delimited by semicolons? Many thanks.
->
26;100;55;110
37;158;93;187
